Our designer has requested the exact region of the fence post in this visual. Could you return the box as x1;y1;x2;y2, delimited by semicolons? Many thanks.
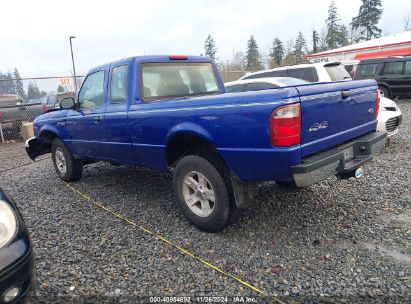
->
0;122;4;143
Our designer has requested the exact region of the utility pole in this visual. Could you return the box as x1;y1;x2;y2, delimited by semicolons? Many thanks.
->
69;36;78;95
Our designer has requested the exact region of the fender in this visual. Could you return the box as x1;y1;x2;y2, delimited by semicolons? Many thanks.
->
25;124;61;161
38;124;62;140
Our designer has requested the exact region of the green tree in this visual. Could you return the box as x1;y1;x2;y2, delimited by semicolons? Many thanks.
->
270;38;284;67
337;25;350;47
245;35;262;71
204;35;218;61
294;32;307;64
0;72;16;95
312;30;319;53
13;68;26;101
325;1;341;49
57;85;65;93
351;0;383;41
27;81;46;100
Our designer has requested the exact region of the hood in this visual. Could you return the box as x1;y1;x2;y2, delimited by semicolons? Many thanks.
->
34;109;67;122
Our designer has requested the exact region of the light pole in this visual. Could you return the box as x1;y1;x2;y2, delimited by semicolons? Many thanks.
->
69;36;78;94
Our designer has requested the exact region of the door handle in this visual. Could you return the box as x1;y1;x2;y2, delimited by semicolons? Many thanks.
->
341;90;353;98
94;116;101;122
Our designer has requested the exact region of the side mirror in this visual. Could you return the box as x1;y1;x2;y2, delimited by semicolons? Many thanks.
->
60;97;76;109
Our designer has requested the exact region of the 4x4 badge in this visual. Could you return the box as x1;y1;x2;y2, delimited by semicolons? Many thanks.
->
309;121;328;132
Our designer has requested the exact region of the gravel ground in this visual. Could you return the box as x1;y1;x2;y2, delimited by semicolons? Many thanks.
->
0;101;410;303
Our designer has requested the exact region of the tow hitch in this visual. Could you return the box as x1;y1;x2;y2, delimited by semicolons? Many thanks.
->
338;167;364;179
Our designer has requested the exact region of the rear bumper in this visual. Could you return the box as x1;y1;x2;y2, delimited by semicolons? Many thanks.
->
291;131;387;187
25;137;50;161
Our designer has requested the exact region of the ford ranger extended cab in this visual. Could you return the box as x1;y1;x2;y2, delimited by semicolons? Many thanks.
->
26;55;387;232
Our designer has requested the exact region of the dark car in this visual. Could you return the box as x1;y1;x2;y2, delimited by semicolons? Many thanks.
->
354;56;411;99
0;188;34;303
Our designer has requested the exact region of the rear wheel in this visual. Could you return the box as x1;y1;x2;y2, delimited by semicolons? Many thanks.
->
51;138;83;182
378;86;390;99
173;154;237;232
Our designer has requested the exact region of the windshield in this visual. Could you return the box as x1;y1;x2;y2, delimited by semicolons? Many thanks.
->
324;64;352;81
141;63;220;101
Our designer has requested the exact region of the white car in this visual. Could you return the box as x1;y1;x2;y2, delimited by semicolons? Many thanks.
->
378;96;402;136
225;77;308;93
240;62;351;83
225;77;402;136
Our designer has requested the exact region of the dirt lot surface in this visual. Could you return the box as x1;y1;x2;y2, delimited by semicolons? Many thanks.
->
0;101;410;303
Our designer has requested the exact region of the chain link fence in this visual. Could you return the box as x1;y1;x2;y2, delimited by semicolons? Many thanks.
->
0;69;248;143
0;76;83;143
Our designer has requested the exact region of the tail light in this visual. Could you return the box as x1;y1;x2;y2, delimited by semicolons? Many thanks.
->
42;104;48;113
270;103;301;147
169;55;188;60
0;111;3;122
375;90;380;118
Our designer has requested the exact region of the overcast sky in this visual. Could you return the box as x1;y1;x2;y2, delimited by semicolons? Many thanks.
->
0;0;409;81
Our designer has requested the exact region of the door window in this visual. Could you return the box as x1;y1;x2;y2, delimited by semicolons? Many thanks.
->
78;71;105;108
246;82;278;91
110;65;128;103
287;67;319;82
225;84;244;93
245;70;287;79
382;62;404;74
358;64;379;76
404;61;411;75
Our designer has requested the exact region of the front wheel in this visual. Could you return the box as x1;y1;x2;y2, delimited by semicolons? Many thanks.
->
173;154;237;232
51;138;83;182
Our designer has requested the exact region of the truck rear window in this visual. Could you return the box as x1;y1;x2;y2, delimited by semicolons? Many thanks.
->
141;63;220;101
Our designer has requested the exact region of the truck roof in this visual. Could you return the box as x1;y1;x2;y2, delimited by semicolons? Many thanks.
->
88;55;212;74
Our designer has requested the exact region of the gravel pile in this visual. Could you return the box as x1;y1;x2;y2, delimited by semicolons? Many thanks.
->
0;101;410;303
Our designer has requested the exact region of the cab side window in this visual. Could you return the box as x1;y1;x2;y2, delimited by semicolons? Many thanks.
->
110;65;128;103
78;71;105;108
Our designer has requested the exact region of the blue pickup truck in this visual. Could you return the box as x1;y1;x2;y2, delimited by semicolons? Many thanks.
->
26;55;387;231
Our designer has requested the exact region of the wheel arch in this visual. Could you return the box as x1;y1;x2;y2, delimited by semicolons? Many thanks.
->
38;125;61;144
165;130;220;168
377;82;391;96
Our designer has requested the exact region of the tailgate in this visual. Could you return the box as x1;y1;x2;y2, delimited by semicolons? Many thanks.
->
297;79;378;157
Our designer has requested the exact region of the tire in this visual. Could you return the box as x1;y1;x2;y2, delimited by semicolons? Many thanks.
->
173;153;238;232
378;86;390;99
51;138;83;182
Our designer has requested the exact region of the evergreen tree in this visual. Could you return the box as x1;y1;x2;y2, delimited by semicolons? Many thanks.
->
337;25;350;47
294;32;307;64
270;38;284;67
26;81;45;100
204;35;218;61
0;72;15;95
57;85;65;93
325;1;341;49
351;0;383;41
312;30;319;53
13;68;26;101
245;35;262;71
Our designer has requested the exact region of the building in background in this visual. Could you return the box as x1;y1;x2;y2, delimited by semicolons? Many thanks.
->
307;31;411;63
